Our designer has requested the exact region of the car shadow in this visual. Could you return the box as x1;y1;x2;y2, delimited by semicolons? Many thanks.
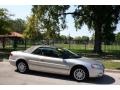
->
15;70;72;81
86;75;115;84
15;70;115;84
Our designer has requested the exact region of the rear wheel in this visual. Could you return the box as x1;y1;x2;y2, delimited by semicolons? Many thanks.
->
71;67;88;81
17;61;28;73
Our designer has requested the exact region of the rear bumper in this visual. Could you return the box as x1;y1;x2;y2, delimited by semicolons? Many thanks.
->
9;59;16;66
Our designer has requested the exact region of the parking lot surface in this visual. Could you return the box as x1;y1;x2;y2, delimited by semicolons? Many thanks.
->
0;62;120;85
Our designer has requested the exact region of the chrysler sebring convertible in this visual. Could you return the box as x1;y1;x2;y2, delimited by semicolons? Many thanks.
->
9;45;104;81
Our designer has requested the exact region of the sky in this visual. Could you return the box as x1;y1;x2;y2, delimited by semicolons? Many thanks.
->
0;5;119;38
0;5;32;20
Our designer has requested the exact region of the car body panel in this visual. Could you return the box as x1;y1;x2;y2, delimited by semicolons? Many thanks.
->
9;46;104;78
28;54;70;75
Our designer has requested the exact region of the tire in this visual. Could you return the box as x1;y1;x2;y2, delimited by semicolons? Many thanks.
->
71;67;88;82
16;61;29;73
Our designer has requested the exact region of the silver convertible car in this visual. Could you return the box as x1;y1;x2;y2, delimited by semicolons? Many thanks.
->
9;45;104;81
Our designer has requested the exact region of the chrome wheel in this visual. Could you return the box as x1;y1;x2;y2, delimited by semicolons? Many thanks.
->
17;62;27;73
73;68;86;81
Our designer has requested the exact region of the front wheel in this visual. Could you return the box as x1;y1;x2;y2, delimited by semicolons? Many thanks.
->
71;67;88;81
17;61;28;73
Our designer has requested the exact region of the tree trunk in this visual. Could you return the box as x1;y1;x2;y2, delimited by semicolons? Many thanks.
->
93;27;102;53
24;38;27;49
13;38;17;50
2;38;5;49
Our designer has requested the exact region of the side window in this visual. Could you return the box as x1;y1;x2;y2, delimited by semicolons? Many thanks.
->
32;48;42;55
41;48;59;58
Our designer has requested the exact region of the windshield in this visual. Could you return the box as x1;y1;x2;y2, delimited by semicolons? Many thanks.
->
57;48;81;59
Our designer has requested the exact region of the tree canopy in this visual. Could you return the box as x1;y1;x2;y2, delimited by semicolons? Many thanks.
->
31;5;70;40
115;32;120;44
0;8;11;35
73;5;120;52
10;19;26;33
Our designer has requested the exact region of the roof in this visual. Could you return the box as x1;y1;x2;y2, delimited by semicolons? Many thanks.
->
30;45;58;49
0;32;23;38
10;32;23;38
24;45;61;53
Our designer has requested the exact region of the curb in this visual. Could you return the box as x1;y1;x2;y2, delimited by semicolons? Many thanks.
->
105;69;120;73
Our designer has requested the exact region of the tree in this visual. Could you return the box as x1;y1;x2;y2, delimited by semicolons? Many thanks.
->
81;36;89;44
74;36;81;44
115;32;120;44
10;19;26;33
57;35;67;43
73;6;120;53
24;15;38;39
0;8;12;48
0;8;11;35
90;34;95;42
23;15;43;45
59;35;67;40
31;5;69;43
66;35;73;40
74;36;81;40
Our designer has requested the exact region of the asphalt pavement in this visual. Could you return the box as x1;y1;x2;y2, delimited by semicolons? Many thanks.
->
0;62;120;85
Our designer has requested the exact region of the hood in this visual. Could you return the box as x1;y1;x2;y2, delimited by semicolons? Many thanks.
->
79;57;102;64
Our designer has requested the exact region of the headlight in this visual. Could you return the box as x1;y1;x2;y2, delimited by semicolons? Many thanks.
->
91;64;102;69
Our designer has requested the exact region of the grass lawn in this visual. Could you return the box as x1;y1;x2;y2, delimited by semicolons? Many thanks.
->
55;43;120;53
55;43;94;51
102;60;120;70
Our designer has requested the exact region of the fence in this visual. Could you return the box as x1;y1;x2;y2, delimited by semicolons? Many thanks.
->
0;39;120;54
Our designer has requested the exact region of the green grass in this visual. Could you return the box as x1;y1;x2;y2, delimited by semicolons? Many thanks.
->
102;61;120;70
55;43;94;50
55;43;120;51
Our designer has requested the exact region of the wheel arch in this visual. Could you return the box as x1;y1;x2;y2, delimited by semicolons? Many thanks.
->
70;64;89;77
16;59;29;68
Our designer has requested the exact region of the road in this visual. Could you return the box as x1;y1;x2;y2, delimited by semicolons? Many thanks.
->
0;62;120;85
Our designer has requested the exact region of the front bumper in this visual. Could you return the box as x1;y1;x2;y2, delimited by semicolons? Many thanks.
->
89;68;104;78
